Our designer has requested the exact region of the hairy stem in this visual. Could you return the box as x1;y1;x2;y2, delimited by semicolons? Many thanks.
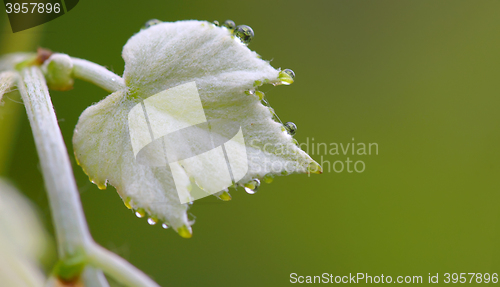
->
18;65;158;287
82;266;110;287
71;57;125;92
18;66;93;258
0;16;42;175
88;245;160;287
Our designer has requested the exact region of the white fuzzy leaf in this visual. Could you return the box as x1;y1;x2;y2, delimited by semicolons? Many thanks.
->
73;20;321;237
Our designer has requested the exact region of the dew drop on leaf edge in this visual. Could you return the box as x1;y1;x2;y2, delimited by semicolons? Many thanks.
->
284;122;297;136
143;19;162;29
147;217;157;225
283;68;295;79
135;208;146;218
234;25;254;45
244;179;260;194
222;20;236;30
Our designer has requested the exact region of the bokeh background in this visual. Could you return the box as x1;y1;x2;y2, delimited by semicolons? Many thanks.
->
2;0;500;286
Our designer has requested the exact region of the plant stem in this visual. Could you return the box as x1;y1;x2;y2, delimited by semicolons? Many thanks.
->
18;65;159;287
88;245;160;287
71;58;125;93
0;16;42;176
18;66;93;258
82;266;110;287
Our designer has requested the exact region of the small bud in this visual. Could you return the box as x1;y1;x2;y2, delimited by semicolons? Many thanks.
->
42;53;74;91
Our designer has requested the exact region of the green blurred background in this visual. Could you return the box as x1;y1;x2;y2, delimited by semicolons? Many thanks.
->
2;0;500;285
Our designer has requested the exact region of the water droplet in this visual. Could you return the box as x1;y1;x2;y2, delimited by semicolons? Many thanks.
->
307;161;323;174
217;191;232;201
124;197;133;210
162;223;169;229
143;19;162;29
244;179;260;194
255;91;264;101
283;69;295;79
284;122;297;136
233;25;254;45
177;225;193;238
213;20;220;27
263;174;274;184
245;90;255;95
147;217;157;225
268;107;275;116
135;208;145;218
278;69;295;85
292;138;299;146
222;20;236;30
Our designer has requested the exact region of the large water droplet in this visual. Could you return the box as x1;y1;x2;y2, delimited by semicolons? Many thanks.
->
283;69;295;79
278;69;295;85
222;20;236;30
244;179;260;194
143;19;162;29
234;25;254;45
135;208;145;218
284;122;297;136
162;223;169;229
147;217;157;225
